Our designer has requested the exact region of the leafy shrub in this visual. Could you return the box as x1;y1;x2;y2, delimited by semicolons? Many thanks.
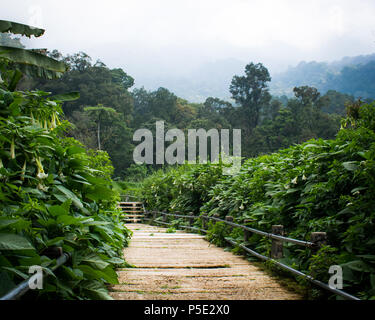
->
205;221;230;247
0;72;130;300
86;149;114;181
166;227;176;233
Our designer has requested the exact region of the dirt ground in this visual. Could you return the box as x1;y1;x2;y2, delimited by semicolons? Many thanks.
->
109;224;302;300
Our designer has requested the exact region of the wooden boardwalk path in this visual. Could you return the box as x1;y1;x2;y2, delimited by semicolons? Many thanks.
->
109;224;301;300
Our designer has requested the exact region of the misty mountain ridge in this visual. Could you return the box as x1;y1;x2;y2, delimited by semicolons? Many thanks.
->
134;53;375;102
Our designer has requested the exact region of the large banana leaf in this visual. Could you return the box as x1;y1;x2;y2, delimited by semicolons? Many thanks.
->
0;20;44;38
0;20;66;80
0;46;66;72
0;46;67;79
16;63;65;80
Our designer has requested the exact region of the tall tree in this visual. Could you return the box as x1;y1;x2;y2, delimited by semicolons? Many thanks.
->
229;62;271;129
84;105;118;150
293;85;321;106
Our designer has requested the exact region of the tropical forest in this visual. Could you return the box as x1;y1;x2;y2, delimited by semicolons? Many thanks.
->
1;1;375;303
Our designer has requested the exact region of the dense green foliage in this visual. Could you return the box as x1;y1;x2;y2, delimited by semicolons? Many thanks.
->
0;89;130;299
17;50;344;176
141;101;375;299
0;22;130;300
20;51;134;176
131;82;341;161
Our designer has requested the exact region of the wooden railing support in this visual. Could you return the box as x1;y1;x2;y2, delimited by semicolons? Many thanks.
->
271;225;284;259
225;216;234;232
201;215;207;229
188;212;194;227
243;219;252;243
310;232;327;250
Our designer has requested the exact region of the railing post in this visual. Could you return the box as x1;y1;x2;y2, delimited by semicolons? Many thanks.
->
188;212;194;227
201;215;207;230
225;216;234;233
162;214;167;223
153;210;157;220
213;213;220;228
311;232;327;250
271;225;284;259
243;219;252;243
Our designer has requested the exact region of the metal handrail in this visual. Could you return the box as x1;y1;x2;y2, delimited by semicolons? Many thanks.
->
226;239;360;301
202;215;316;248
145;209;361;300
0;252;71;300
148;211;315;247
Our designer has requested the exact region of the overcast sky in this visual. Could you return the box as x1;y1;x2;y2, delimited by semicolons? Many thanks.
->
3;0;375;81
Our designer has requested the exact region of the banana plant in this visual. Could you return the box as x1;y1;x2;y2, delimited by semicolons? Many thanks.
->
0;20;67;91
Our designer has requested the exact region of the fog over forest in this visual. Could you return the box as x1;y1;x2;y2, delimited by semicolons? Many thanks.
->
2;0;375;101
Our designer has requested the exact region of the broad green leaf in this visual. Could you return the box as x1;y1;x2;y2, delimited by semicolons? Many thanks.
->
54;185;83;209
0;233;34;250
57;215;80;226
48;205;69;216
0;218;30;232
1;266;28;279
0;20;44;37
0;218;22;230
342;161;359;171
81;281;113;300
61;266;83;280
45;237;65;247
77;264;118;284
17;63;64;80
86;185;114;202
67;146;85;156
0;46;67;77
341;260;372;272
79;253;109;270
